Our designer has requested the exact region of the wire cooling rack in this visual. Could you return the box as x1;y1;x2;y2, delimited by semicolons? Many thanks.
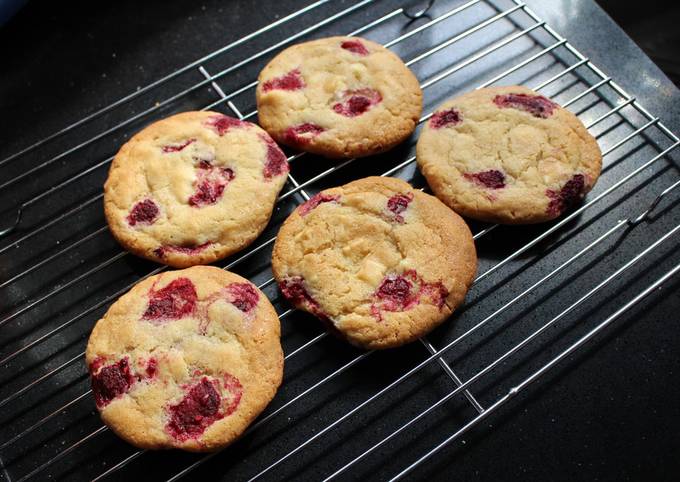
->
1;0;679;480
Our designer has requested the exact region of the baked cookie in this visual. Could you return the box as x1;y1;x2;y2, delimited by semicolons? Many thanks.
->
416;86;602;224
271;177;476;350
104;111;289;268
256;36;422;159
85;266;283;452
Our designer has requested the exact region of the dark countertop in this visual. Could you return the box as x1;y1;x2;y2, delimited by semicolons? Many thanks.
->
0;1;678;481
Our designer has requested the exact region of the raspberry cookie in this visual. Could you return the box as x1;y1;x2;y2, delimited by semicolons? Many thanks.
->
416;86;602;224
85;266;283;451
104;111;289;268
271;177;476;350
256;36;422;159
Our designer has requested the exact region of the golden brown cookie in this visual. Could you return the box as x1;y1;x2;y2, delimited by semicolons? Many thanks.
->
256;36;423;159
271;177;477;350
416;86;602;224
104;111;289;268
85;266;283;452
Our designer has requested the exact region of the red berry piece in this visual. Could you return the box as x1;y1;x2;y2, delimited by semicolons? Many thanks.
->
166;378;219;441
421;281;448;309
143;277;198;322
298;192;341;216
375;275;417;308
204;114;246;136
165;374;243;442
283;123;325;146
90;356;107;373
226;282;260;313
332;88;382;117
387;193;414;223
340;39;369;56
154;241;213;259
127;199;160;227
221;373;243;417
429;108;462;129
463;170;506;189
493;93;558;119
161;138;196;153
546;174;586;215
145;357;158;378
279;276;330;321
262;68;305;92
90;357;135;408
371;270;448;320
260;134;289;180
188;160;235;207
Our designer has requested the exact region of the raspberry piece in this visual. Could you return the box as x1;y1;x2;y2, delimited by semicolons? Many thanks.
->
387;193;414;223
546;174;586;215
165;374;243;442
371;270;448;320
221;373;243;416
154;241;212;259
127;199;159;227
188;160;235;207
143;277;198;321
375;275;416;309
493;93;557;119
166;378;219;441
279;276;330;320
145;358;158;378
262;68;305;92
298;193;340;216
279;276;314;306
421;281;448;309
546;193;561;216
204;114;245;135
227;282;259;313
340;39;369;56
90;358;135;408
463;170;506;189
260;134;289;179
561;174;586;204
90;356;107;373
429;108;462;129
283;123;325;146
332;88;382;117
161;138;196;153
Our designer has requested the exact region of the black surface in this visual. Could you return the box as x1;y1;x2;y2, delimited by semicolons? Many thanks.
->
0;1;679;481
596;0;680;87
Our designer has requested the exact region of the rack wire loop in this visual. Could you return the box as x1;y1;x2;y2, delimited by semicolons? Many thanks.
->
403;0;437;19
0;207;21;238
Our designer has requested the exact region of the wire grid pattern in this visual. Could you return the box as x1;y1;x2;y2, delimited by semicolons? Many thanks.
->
0;0;679;480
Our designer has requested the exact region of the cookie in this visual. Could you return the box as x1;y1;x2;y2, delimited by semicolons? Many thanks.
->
271;177;477;350
85;266;283;452
416;86;602;224
256;36;423;159
104;111;289;268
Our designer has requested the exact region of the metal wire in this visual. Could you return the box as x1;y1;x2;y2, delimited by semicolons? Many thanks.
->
0;0;506;319
0;0;380;194
0;0;478;242
0;0;546;368
0;0;334;167
390;235;680;481
1;1;678;481
14;45;678;482
0;1;396;239
0;39;616;415
327;179;680;480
